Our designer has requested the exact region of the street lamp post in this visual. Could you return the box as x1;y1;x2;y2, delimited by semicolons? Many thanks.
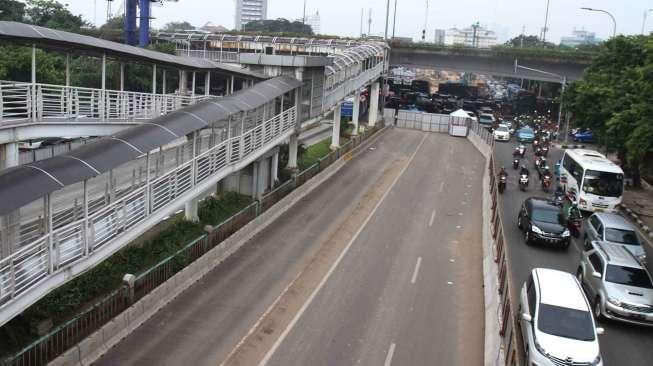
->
642;9;653;34
514;60;567;141
581;7;617;38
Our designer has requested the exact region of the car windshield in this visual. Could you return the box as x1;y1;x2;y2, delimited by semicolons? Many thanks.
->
538;304;595;341
532;207;560;224
496;126;509;132
582;170;623;197
605;228;640;245
605;265;653;289
480;115;493;121
520;129;533;135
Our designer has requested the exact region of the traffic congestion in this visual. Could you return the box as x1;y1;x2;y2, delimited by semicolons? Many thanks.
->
490;114;653;365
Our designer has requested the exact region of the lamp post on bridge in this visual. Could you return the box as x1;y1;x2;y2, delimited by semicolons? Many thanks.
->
514;60;567;142
580;7;617;38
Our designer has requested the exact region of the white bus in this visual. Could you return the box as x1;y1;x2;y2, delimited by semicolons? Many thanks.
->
558;149;624;212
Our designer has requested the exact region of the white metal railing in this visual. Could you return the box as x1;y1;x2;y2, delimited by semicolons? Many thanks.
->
322;62;384;112
0;106;296;311
0;80;213;125
175;49;240;63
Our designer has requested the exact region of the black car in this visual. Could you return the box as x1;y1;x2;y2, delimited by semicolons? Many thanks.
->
517;197;571;248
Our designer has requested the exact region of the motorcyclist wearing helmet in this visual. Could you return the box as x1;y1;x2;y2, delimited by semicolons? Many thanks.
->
520;165;530;177
499;166;508;178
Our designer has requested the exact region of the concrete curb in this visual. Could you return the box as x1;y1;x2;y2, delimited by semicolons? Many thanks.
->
467;133;504;366
51;127;389;366
619;203;653;240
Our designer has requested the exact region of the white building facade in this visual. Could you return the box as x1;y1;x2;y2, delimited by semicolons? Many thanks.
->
235;0;268;31
560;29;601;47
444;25;498;48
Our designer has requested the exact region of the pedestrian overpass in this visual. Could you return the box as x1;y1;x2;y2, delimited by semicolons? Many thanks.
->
0;22;387;328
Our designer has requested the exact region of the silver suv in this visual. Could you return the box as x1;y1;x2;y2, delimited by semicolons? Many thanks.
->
520;268;603;366
585;212;646;260
577;241;653;326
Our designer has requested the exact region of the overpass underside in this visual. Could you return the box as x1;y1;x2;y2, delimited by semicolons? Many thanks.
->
390;49;587;82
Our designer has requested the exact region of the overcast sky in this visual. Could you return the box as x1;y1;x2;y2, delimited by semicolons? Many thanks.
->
60;0;651;43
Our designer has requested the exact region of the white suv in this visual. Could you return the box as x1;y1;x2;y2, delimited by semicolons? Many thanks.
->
520;268;604;366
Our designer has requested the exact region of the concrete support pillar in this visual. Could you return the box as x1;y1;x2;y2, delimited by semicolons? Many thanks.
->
120;63;125;91
331;102;342;150
271;150;279;186
31;44;36;85
205;72;211;96
287;134;298;170
65;53;71;87
162;69;167;94
352;89;360;136
369;81;380;127
295;67;304;82
0;142;20;259
184;198;199;222
230;75;235;94
251;161;260;200
152;64;157;94
179;70;188;94
191;71;196;97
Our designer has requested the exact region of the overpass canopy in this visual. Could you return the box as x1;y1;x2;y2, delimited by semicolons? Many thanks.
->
0;76;302;215
0;21;266;79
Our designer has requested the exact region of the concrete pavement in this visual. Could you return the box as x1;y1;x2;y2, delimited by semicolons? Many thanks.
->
95;129;485;366
493;141;653;366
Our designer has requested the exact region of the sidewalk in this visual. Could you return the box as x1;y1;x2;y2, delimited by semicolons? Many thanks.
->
622;179;653;239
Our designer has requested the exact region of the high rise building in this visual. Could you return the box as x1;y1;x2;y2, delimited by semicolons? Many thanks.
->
235;0;268;31
560;29;601;47
306;11;321;35
444;25;498;48
434;29;446;45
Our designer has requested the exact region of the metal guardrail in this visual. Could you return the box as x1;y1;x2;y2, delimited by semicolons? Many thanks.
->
175;49;240;63
0;81;212;125
469;121;520;366
0;106;296;315
1;124;383;366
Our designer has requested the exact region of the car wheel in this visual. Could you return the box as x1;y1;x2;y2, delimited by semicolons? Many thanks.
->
594;297;603;320
524;230;531;245
562;240;570;250
517;215;522;229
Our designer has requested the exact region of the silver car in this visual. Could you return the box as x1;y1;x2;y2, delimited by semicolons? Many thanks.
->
584;212;646;260
577;241;653;326
520;268;603;366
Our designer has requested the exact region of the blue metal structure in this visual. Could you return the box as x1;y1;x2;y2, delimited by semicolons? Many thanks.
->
125;0;137;45
139;0;151;47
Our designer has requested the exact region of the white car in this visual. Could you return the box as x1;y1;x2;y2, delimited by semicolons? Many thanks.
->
520;268;604;366
493;126;510;141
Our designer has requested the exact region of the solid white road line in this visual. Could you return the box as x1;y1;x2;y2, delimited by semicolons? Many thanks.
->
384;342;397;366
439;181;445;193
257;134;429;366
410;257;422;284
428;210;436;227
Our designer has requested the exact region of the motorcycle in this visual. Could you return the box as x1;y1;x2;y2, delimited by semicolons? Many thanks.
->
498;175;507;194
513;159;520;170
541;174;552;192
518;145;525;157
519;174;529;191
533;139;540;150
541;145;549;157
513;148;521;158
534;156;542;169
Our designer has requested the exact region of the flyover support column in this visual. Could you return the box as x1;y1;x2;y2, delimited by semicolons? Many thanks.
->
179;70;188;94
331;102;342;150
185;132;200;222
162;69;167;94
369;81;380;127
251;161;260;200
65;53;70;87
205;72;211;96
191;71;196;97
230;75;235;94
271;150;279;187
351;89;360;136
287;135;298;170
0;142;20;258
120;63;125;91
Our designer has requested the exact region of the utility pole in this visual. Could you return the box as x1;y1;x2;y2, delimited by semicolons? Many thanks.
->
302;0;307;27
542;0;550;42
520;25;525;48
368;8;372;36
471;22;480;48
360;8;364;37
392;0;398;39
422;0;429;41
384;0;391;40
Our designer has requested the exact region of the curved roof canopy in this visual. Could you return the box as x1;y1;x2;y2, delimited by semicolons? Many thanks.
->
0;21;265;79
0;76;302;215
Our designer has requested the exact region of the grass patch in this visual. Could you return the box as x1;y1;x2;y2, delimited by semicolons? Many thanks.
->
0;192;251;357
298;138;332;170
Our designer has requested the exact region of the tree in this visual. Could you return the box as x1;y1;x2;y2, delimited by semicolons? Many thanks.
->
504;35;556;49
24;0;89;32
565;35;653;186
0;0;26;22
242;18;313;36
161;21;195;32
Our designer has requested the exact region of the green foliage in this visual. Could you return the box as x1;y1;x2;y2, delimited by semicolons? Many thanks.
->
298;138;331;170
504;35;556;49
24;0;90;31
198;192;252;226
565;35;653;184
0;0;26;21
242;18;313;36
161;21;195;32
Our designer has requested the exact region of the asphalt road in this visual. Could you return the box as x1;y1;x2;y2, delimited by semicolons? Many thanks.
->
95;128;485;366
494;140;653;366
